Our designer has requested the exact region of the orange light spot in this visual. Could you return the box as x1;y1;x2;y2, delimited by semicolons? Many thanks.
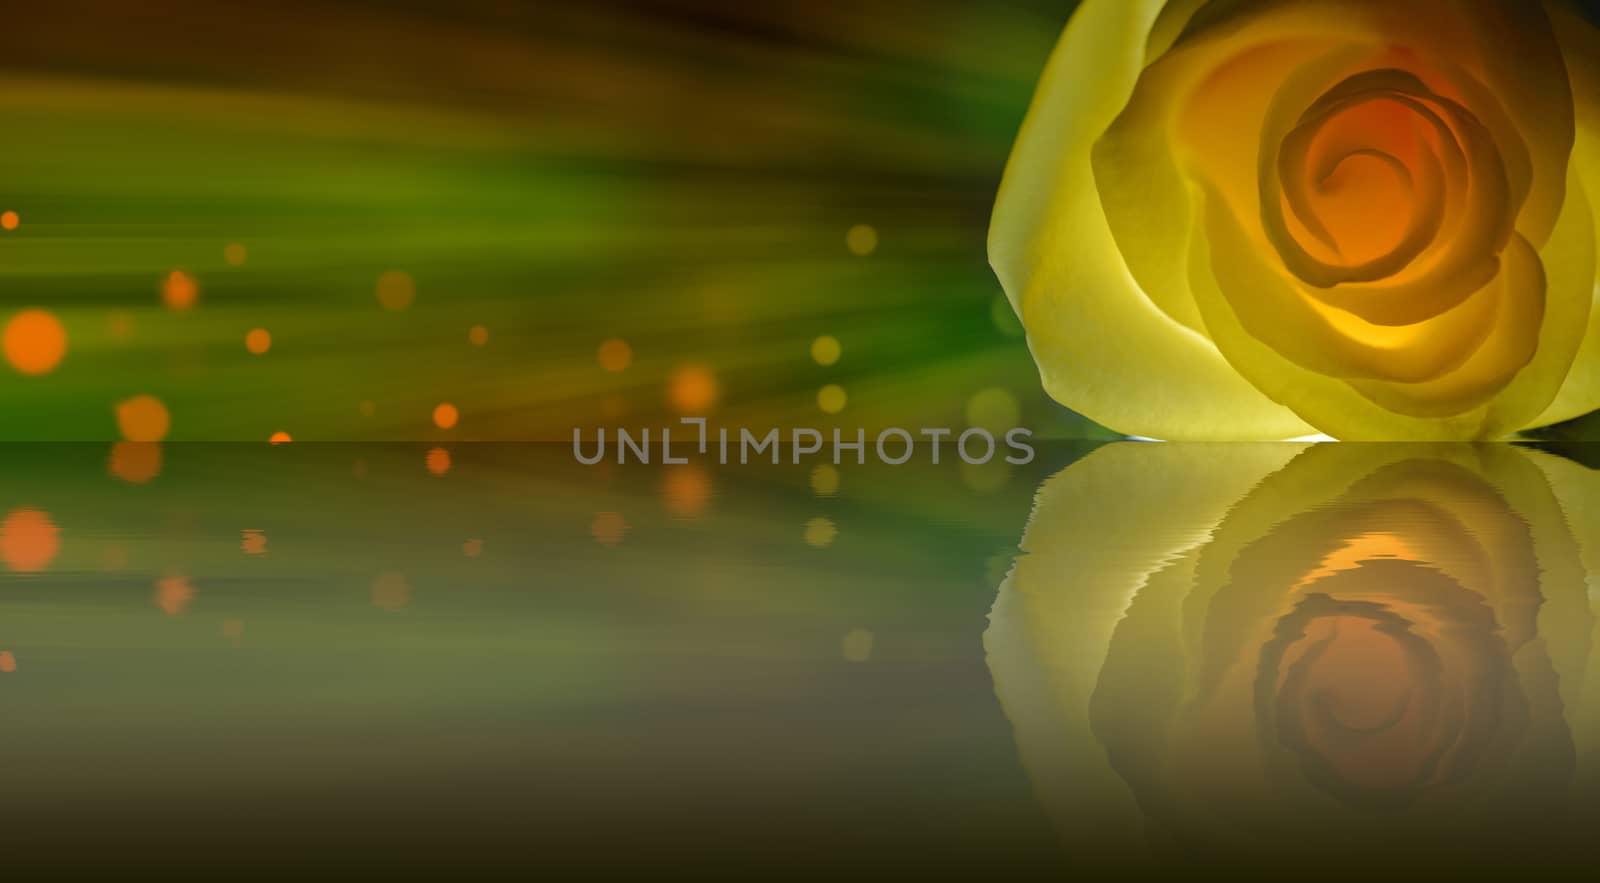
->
426;446;451;475
591;511;627;545
376;270;415;311
156;575;195;616
108;441;162;484
358;400;376;417
106;310;135;342
811;335;842;366
669;364;719;414
222;618;245;644
846;224;878;256
468;325;489;346
810;465;840;497
115;395;170;442
372;572;411;610
433;402;459;430
224;243;248;266
804;516;838;548
463;538;483;557
0;211;18;231
245;328;271;355
597;338;633;372
162;270;199;311
103;543;129;571
353;458;368;478
3;309;67;375
241;529;267;556
842;629;874;663
1;509;59;573
817;384;847;414
0;651;14;673
662;465;711;519
268;431;292;444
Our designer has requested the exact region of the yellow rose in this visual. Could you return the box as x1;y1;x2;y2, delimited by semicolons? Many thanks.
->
991;1;1600;439
986;443;1600;870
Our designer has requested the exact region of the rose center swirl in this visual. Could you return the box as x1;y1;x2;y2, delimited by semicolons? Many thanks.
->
1260;68;1513;296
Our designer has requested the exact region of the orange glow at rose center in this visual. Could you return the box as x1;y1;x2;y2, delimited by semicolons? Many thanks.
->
1279;95;1429;271
1309;152;1411;264
1282;614;1422;790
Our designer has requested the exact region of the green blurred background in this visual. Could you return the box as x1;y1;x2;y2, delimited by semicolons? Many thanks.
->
0;0;1130;441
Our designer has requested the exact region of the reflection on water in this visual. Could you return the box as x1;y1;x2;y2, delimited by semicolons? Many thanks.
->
989;444;1600;875
0;442;1073;877
4;442;1598;876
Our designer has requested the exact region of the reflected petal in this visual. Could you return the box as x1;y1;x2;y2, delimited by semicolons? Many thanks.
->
988;443;1594;864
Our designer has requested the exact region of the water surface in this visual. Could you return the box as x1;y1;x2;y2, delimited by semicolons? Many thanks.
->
3;442;1598;877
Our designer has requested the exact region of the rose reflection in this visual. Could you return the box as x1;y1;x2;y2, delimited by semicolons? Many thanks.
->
986;444;1599;870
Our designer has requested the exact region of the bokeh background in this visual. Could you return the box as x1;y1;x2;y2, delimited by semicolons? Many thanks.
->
0;0;1127;442
5;0;1598;442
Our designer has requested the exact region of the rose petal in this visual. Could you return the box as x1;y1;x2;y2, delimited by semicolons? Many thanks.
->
1257;66;1517;325
1197;175;1530;391
984;442;1304;850
1532;1;1600;428
990;0;1312;439
987;443;1592;847
1347;234;1545;417
1480;169;1597;432
1188;168;1594;438
1074;0;1581;437
1171;0;1570;244
1508;448;1596;715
